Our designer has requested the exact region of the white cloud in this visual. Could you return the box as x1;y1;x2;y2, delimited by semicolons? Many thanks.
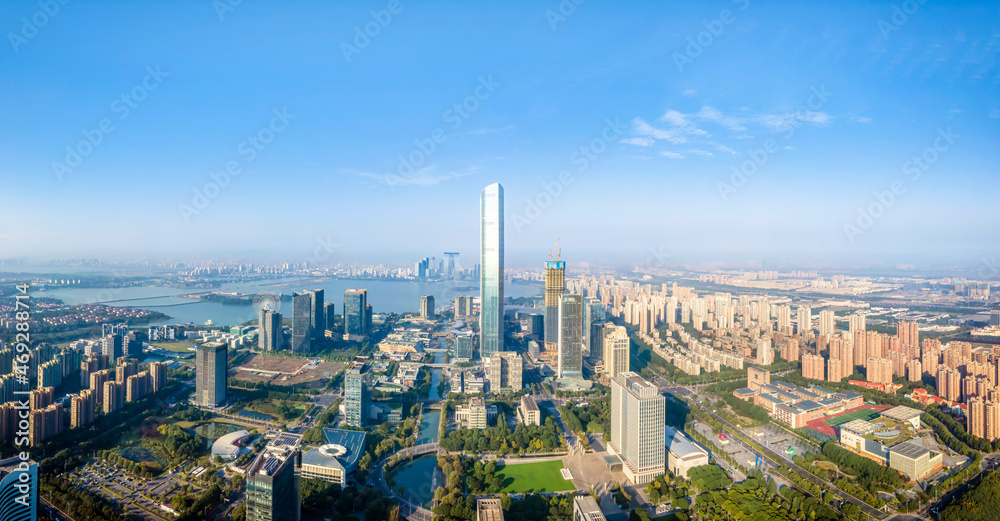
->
687;149;713;156
468;125;516;134
347;166;476;188
682;89;697;97
850;115;873;124
695;106;748;131
660;151;685;159
660;109;690;127
621;137;655;147
632;118;686;144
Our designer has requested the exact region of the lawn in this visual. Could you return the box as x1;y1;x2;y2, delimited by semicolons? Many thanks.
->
239;399;309;422
494;460;576;493
823;408;880;426
151;340;199;353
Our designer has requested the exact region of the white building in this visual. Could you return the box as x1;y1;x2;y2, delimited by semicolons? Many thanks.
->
609;372;665;485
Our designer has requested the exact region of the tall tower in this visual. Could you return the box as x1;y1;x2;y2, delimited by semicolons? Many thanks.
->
480;183;504;356
544;255;566;351
195;341;227;407
291;291;313;353
557;294;584;379
610;372;665;485
343;289;369;341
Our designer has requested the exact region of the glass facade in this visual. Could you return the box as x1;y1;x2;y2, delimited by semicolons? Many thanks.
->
480;183;504;356
557;294;583;379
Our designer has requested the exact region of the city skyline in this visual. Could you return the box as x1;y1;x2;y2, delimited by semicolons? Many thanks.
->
1;2;997;265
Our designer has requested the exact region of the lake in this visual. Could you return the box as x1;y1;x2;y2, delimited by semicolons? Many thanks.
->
40;277;541;327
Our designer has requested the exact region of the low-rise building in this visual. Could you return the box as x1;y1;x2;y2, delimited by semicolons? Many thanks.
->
517;395;541;426
299;428;367;485
456;398;489;429
665;426;710;478
888;441;942;480
572;495;606;521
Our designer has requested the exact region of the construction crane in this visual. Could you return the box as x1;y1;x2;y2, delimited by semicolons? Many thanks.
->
549;239;561;261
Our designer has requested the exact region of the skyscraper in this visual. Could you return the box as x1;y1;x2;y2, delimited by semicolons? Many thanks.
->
480;183;504;356
420;295;435;319
557;294;584;379
308;289;325;341
246;433;302;521
544;259;566;350
0;457;37;521
797;306;812;335
324;302;336;330
259;309;282;351
344;362;371;427
454;295;473;319
819;310;836;336
291;291;313;353
343;289;369;341
195;341;227;407
610;372;665;485
602;323;630;379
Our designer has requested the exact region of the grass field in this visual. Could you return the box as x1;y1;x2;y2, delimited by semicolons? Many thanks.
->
495;460;575;493
823;408;880;426
152;340;199;353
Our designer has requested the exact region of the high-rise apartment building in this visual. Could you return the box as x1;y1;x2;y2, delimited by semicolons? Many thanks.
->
797;306;812;335
849;313;866;336
610;372;665;485
756;338;773;366
827;357;844;383
259;309;282;351
602;324;630;379
103;381;123;414
544;259;566;349
897;320;919;348
454;295;474;319
150;361;167;393
802;353;825;380
818;310;836;337
489;351;523;393
557;294;584;379
344;362;371;427
103;333;123;364
868;357;894;385
480;183;504;357
343;289;369;341
195;341;227;407
420;295;435;319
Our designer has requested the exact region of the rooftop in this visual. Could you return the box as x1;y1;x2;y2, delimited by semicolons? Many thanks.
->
891;441;934;460
840;419;878;435
881;405;923;421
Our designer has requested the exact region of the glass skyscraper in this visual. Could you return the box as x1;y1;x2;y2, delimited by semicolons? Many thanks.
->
291;291;312;353
557;294;583;379
480;183;504;356
343;289;368;341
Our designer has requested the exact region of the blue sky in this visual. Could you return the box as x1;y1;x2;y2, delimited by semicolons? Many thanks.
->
1;0;997;268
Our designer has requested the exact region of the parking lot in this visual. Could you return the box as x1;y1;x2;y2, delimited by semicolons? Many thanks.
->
68;460;204;521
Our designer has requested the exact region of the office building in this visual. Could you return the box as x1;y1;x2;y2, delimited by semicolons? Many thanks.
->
572;495;606;521
456;398;488;429
747;366;770;392
324;302;336;330
602;323;630;379
610;372;665;485
665;426;710;478
299;428;367;485
344;362;372;427
102;334;123;364
454;334;474;360
124;331;144;359
544;259;566;349
557;294;584;379
888;442;942;480
259;309;282;351
477;498;505;521
343;289;369;341
489;351;523;393
517;395;541;426
291;291;314;353
246;433;303;521
480;182;504;356
0;457;37;521
420;295;435;319
196;341;228;407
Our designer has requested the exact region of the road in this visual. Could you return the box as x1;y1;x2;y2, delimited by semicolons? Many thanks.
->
683;392;889;520
521;353;580;455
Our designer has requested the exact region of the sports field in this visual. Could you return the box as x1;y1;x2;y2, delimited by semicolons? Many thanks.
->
495;460;576;493
823;408;881;426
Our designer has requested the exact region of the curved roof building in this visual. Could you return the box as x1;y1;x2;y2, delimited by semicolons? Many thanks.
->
211;430;252;460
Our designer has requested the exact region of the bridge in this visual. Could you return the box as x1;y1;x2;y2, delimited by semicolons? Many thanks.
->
371;442;441;521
